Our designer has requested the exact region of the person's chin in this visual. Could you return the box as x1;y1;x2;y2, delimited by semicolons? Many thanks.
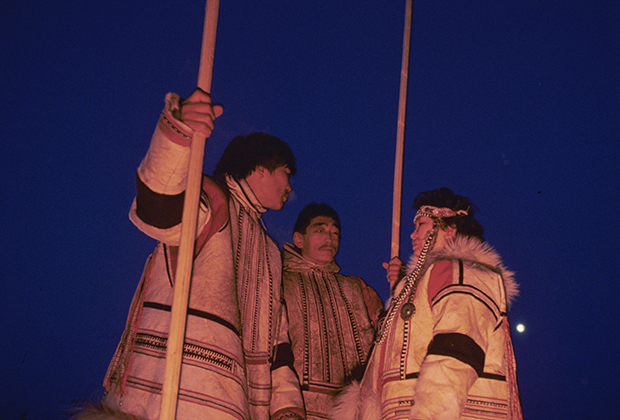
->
270;201;285;211
317;257;334;266
320;250;336;259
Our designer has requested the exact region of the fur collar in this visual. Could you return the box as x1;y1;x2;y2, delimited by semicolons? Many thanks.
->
406;235;519;305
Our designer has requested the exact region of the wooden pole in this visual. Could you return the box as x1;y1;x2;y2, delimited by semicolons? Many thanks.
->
391;0;413;259
159;1;220;419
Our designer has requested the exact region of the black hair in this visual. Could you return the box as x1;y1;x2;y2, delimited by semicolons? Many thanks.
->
213;132;296;188
413;187;484;241
294;203;341;235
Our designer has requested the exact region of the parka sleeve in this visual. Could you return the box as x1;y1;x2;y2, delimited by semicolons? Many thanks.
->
410;259;503;419
128;93;213;245
359;278;385;331
270;300;306;419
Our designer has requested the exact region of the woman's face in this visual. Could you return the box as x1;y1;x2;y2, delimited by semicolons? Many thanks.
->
410;216;455;257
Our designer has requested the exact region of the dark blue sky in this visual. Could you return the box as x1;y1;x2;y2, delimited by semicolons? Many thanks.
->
2;1;619;419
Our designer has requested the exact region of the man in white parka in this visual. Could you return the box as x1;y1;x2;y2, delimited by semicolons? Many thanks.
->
73;89;304;420
332;187;522;420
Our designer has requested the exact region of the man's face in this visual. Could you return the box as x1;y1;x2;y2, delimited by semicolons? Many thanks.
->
250;165;292;210
293;216;340;266
410;216;455;257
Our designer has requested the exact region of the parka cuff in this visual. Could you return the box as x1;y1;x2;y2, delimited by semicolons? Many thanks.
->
137;93;193;195
158;92;195;146
271;406;306;420
270;366;305;419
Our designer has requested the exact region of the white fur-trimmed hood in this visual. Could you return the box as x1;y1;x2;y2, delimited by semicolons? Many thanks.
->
407;235;519;306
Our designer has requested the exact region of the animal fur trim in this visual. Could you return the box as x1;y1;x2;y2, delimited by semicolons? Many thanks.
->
331;380;382;420
330;380;361;420
408;235;519;306
66;401;143;420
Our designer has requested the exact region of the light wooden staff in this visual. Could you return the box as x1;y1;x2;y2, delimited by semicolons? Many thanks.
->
391;0;413;259
159;0;220;418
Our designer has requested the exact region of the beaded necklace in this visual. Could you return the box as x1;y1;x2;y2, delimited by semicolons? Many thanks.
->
375;225;438;344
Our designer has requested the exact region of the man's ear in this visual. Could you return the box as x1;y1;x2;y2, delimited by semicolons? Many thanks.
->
293;232;304;249
254;166;266;178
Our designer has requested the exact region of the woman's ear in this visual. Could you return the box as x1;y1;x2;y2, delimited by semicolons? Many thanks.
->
445;225;457;240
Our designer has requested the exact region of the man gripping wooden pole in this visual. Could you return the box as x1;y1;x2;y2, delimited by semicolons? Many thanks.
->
159;0;220;418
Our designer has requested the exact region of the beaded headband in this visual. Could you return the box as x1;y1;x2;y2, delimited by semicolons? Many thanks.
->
414;205;468;223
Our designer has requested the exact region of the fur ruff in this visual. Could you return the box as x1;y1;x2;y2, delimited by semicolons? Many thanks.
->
331;380;381;420
330;380;361;420
407;235;519;306
66;401;143;420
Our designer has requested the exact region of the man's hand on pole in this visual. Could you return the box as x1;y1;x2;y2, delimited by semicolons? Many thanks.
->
181;88;224;135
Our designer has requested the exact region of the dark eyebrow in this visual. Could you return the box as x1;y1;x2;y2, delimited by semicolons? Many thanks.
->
309;222;338;230
309;222;329;229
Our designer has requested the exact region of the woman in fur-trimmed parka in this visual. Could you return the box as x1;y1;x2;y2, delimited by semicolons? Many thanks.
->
332;188;522;420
